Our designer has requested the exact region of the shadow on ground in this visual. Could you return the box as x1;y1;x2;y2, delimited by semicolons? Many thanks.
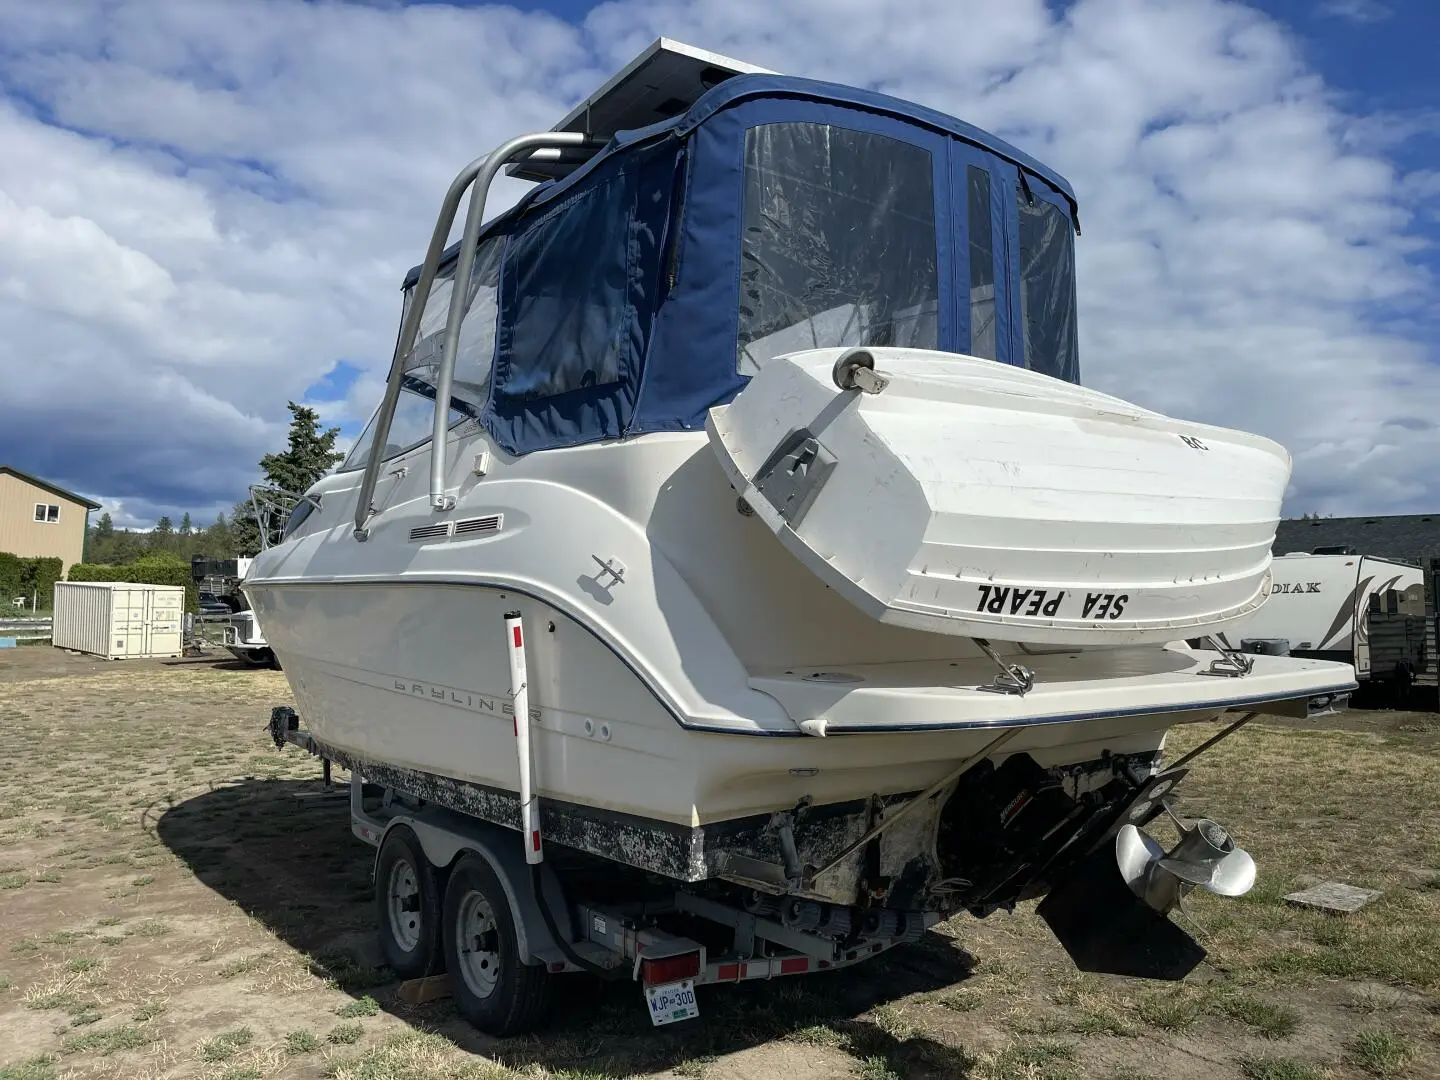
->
154;777;982;1077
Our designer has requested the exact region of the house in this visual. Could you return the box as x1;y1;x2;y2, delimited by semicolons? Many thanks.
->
0;465;103;576
1274;514;1440;566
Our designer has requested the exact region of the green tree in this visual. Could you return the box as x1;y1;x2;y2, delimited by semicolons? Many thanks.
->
232;402;343;556
180;512;193;536
201;513;236;559
94;512;114;540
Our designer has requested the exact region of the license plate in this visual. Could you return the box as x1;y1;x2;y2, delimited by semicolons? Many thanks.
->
644;978;699;1026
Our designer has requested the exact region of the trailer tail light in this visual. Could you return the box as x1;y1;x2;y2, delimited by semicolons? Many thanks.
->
641;952;702;986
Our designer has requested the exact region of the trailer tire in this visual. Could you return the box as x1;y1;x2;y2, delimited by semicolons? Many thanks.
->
442;852;551;1036
375;826;446;980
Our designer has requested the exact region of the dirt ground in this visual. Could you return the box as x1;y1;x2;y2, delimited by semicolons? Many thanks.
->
1;647;1438;1080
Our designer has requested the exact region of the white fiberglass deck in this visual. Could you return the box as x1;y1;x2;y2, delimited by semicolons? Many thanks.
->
749;647;1342;734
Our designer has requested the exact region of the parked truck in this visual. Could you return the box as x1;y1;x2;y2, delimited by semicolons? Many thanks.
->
190;555;278;668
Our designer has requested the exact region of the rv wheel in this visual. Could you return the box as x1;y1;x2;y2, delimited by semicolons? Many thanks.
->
442;852;552;1036
374;826;446;979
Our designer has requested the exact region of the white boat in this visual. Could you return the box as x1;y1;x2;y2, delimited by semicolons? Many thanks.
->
247;40;1354;1001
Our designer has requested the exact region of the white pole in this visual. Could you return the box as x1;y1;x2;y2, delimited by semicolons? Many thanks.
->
505;610;543;865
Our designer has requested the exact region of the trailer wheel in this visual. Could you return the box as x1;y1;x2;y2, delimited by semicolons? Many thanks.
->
375;826;445;979
442;852;552;1036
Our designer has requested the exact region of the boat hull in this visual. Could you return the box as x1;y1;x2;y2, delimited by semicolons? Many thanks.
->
246;578;1342;829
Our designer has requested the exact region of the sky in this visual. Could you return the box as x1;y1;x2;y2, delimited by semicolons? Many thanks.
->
0;0;1437;530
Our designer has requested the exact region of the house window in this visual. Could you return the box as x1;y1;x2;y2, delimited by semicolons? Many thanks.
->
34;503;60;523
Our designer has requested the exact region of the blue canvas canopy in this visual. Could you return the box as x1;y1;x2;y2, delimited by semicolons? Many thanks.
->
394;73;1081;458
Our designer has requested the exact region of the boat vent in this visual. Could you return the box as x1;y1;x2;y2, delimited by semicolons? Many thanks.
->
455;514;503;536
409;522;454;542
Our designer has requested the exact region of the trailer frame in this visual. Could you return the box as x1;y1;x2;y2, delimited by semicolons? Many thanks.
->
270;708;937;1033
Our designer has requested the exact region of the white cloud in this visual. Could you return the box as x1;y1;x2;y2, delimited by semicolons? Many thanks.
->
1317;0;1392;24
0;0;1436;525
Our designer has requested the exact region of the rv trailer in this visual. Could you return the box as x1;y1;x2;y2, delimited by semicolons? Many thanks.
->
1226;551;1423;688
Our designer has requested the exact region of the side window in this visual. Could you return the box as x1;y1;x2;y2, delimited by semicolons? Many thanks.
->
408;238;503;411
966;166;997;361
737;123;938;375
494;175;631;402
339;237;501;473
1016;192;1078;382
341;380;467;472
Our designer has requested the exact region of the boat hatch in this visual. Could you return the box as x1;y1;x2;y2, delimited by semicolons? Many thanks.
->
707;348;1291;646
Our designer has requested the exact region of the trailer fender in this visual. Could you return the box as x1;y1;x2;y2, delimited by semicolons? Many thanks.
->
375;814;573;969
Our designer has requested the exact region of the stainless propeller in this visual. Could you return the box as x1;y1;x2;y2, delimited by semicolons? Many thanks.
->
1116;807;1256;916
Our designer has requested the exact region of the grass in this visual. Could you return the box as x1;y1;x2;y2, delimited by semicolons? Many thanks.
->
131;1000;165;1021
1239;1058;1328;1080
674;1056;716;1078
854;1057;903;1080
1136;992;1201;1031
218;953;269;978
0;1056;59;1080
3;662;1440;1080
25;988;91;1014
1349;1029;1413;1076
61;1025;155;1055
323;1031;523;1080
1070;1009;1138;1038
934;987;983;1012
0;872;28;889
336;993;381;1017
199;1027;253;1063
980;1041;1079;1080
286;1029;321;1054
329;1021;365;1045
1213;994;1301;1038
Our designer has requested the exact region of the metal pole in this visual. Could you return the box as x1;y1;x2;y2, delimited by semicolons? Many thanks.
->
1169;711;1259;770
353;153;489;539
505;610;544;865
428;131;590;511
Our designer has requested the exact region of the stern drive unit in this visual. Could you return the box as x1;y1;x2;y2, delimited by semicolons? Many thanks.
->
51;581;184;660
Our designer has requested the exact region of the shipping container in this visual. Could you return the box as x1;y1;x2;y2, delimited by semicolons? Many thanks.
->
51;581;184;660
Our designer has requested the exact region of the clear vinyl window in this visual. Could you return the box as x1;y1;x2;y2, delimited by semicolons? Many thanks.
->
339;237;502;473
1016;192;1078;382
966;166;997;361
737;123;939;375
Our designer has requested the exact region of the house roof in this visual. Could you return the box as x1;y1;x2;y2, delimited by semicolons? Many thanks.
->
1274;513;1440;566
0;466;103;511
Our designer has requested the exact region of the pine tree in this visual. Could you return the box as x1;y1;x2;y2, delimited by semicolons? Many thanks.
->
232;402;343;556
94;512;114;540
153;515;174;537
203;514;235;559
180;513;193;536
